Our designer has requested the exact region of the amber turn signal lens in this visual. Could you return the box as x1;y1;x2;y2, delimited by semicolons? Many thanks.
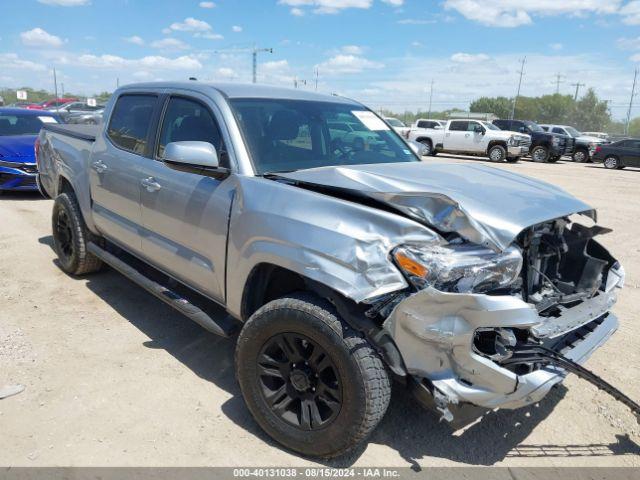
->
395;251;427;278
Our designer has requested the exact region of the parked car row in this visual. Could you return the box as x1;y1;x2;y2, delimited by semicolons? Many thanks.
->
7;98;105;125
383;116;621;165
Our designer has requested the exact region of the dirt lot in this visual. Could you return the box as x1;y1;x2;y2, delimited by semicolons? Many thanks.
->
1;156;639;467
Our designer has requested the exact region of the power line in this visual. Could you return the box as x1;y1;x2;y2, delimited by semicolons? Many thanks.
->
510;57;526;120
571;82;586;101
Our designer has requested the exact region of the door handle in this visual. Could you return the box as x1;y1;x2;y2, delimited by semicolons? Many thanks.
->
465;134;470;137
141;177;162;192
91;160;107;173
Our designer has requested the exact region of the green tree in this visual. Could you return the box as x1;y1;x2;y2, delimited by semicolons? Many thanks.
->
470;96;512;119
570;88;610;131
628;117;640;137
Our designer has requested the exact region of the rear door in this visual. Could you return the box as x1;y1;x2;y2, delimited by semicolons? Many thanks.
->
444;120;469;150
621;140;640;167
89;93;160;253
138;93;235;302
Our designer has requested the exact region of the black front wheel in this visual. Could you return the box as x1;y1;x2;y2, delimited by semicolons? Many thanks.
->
572;149;588;163
235;293;391;458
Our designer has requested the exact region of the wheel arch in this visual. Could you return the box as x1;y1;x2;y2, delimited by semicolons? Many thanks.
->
487;139;507;152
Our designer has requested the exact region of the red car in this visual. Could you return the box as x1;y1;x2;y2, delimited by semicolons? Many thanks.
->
26;98;78;110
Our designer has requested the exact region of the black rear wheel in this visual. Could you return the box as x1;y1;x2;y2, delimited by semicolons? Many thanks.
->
236;293;391;458
603;156;620;170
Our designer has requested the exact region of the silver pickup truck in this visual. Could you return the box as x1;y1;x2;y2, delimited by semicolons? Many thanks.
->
36;82;625;458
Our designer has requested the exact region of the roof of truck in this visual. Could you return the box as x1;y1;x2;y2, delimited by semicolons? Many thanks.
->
119;81;362;105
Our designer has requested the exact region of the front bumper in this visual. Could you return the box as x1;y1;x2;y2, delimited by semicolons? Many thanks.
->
383;264;624;420
507;145;530;157
0;162;38;191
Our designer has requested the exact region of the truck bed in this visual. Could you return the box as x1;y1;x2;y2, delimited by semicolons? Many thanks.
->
42;123;99;142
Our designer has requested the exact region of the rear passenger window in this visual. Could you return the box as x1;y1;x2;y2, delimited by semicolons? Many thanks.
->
107;94;157;155
157;97;224;160
449;121;468;131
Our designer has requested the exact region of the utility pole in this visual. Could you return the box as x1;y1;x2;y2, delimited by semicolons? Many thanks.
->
427;79;434;118
61;82;64;97
116;77;120;89
625;68;638;136
571;82;585;101
510;57;526;120
214;45;273;84
314;67;319;92
53;67;58;100
553;73;565;94
252;45;273;83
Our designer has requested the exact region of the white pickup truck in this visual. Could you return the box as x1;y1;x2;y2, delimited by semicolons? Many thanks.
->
408;119;531;162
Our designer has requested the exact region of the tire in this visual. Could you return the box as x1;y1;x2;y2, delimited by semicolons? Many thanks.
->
52;192;103;275
488;144;507;162
572;148;588;163
235;293;391;458
531;145;550;163
603;156;620;170
419;139;432;156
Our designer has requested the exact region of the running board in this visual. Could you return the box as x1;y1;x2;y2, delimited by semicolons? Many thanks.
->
87;242;238;338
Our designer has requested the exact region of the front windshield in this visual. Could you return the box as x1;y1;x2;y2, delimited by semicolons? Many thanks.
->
481;121;500;131
231;99;418;174
526;122;544;132
385;118;405;127
0;114;56;136
565;126;582;137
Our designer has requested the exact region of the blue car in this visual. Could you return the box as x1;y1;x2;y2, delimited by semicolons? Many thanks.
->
0;108;60;193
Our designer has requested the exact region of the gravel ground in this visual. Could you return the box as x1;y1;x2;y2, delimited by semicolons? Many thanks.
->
0;156;639;467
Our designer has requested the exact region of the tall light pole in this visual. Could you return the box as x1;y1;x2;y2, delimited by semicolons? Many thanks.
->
53;67;58;100
571;82;585;101
510;57;526;120
427;79;434;118
214;45;273;83
625;68;638;136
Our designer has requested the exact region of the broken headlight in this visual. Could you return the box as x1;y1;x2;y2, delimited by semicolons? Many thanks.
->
393;244;523;293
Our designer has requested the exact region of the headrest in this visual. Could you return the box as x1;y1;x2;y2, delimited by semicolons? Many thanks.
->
267;110;301;141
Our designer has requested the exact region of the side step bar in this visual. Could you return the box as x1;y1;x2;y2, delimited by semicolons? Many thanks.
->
87;242;238;338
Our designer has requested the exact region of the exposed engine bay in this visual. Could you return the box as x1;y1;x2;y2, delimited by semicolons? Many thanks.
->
519;217;617;316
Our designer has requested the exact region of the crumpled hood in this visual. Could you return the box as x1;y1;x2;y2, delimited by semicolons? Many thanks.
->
278;162;595;252
0;135;37;161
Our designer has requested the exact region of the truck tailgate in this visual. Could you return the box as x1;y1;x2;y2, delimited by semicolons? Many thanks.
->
42;123;99;142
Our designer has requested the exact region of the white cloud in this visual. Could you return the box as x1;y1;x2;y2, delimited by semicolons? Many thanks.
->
124;35;144;46
340;45;365;55
620;1;640;25
549;43;563;50
150;38;190;50
232;25;243;32
381;0;403;5
444;0;622;27
20;28;64;48
631;53;640;62
0;53;46;71
315;54;383;74
450;52;489;63
279;0;372;15
618;36;640;51
216;67;238;79
397;18;436;24
74;53;203;71
167;17;212;32
194;32;224;40
37;0;89;5
199;1;215;7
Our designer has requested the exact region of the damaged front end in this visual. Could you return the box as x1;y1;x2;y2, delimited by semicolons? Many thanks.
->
381;216;625;427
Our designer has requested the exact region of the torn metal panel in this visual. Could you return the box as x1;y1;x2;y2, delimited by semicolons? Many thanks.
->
224;175;441;317
278;162;595;252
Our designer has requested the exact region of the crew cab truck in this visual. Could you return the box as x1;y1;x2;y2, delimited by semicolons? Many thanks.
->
493;119;573;163
37;82;627;458
408;119;531;162
540;124;606;163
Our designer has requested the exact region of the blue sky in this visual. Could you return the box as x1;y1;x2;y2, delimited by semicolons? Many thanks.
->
1;0;640;118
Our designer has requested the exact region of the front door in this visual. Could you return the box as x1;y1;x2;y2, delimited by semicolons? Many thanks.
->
138;95;233;302
622;140;640;167
89;93;159;253
444;120;469;151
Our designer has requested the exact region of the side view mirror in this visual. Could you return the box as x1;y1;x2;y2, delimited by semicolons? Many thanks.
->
474;126;485;135
434;125;443;130
162;141;229;179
